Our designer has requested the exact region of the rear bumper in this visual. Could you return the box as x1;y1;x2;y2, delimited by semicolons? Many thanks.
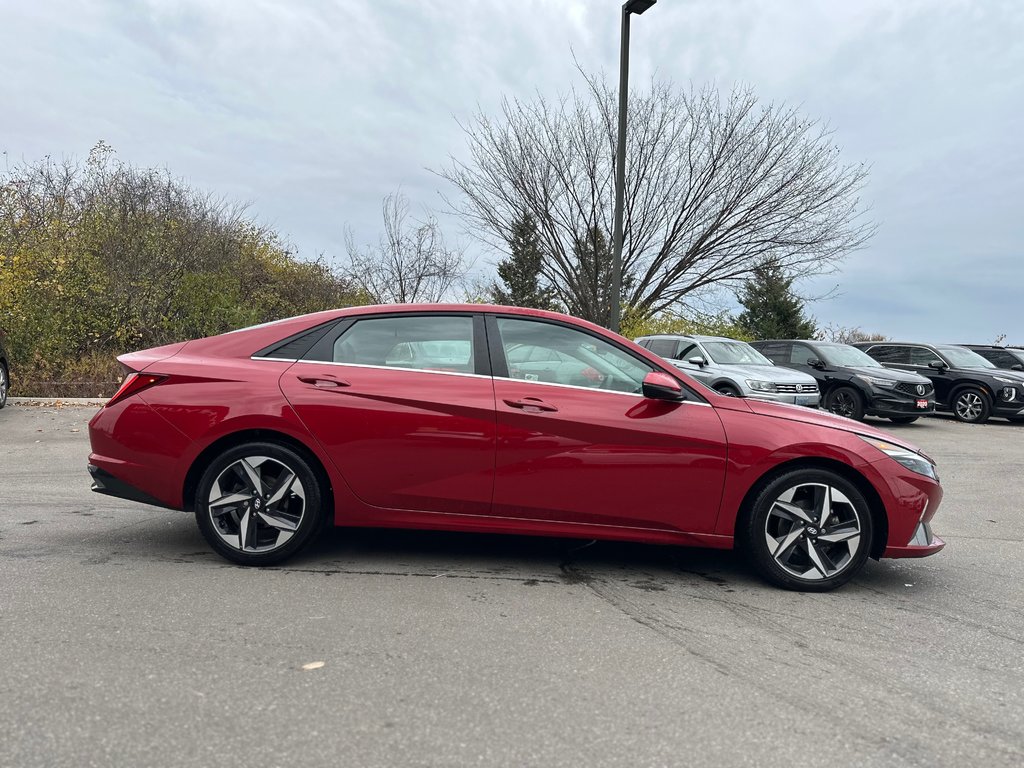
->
88;465;177;510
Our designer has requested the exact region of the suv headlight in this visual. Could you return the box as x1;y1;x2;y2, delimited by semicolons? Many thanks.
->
858;436;938;481
1000;386;1017;401
745;380;776;392
856;375;896;390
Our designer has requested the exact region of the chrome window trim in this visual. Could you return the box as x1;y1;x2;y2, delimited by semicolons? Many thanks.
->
251;356;711;404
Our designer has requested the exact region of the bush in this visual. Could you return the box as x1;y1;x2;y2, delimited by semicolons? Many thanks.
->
0;143;365;397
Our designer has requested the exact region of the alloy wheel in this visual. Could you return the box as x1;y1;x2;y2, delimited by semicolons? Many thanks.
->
207;456;306;554
0;365;7;408
763;483;862;581
829;390;857;418
954;391;984;421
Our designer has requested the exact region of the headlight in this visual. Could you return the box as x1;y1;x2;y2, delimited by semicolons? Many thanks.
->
745;380;776;392
858;435;938;481
856;375;896;390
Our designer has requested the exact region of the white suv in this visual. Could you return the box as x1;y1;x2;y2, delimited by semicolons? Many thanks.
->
635;334;820;407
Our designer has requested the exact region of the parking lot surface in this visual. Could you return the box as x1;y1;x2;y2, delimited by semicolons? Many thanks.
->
1;405;1022;767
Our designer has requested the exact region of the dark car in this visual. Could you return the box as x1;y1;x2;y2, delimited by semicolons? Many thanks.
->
87;304;945;591
0;332;9;409
961;345;1024;372
853;341;1024;424
751;340;935;423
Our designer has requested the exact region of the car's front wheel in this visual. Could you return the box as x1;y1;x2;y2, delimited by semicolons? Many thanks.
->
194;442;325;566
714;383;741;397
825;386;864;421
742;469;874;591
0;362;8;409
951;388;991;424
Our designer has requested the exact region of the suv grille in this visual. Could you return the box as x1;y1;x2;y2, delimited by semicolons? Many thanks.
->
895;382;933;397
775;383;818;394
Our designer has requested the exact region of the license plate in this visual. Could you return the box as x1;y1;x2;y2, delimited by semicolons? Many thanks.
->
797;396;817;406
916;399;929;409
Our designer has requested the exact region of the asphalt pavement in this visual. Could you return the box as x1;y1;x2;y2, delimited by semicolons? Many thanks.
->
1;404;1022;767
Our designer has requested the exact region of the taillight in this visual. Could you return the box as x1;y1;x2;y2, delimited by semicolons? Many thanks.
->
106;373;167;407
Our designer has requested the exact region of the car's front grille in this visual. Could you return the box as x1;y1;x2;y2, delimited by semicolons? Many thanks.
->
895;382;934;397
775;383;818;394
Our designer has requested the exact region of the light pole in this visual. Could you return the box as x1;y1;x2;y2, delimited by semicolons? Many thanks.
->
610;0;655;334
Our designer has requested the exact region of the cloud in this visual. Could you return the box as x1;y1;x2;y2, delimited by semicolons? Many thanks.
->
2;0;1021;341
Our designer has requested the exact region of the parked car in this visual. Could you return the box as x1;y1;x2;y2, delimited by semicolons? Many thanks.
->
750;339;935;424
0;332;9;410
960;344;1024;372
634;334;819;407
853;341;1024;424
89;305;944;591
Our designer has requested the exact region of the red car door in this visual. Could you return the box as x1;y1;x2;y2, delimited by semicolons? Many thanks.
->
489;316;728;534
280;313;496;515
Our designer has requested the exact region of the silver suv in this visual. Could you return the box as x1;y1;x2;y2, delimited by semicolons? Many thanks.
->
635;334;820;407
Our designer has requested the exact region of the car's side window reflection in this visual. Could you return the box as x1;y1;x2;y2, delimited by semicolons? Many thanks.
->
497;318;652;393
331;316;475;373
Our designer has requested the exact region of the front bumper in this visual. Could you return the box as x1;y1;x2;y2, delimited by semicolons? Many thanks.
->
747;391;820;408
867;394;936;417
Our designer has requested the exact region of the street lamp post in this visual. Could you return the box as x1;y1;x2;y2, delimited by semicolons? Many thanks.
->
610;0;656;334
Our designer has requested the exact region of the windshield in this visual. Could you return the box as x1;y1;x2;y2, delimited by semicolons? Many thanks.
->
702;341;773;366
817;344;882;368
939;346;996;369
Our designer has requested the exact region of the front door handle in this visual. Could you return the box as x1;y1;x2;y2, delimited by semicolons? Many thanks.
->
503;397;558;413
297;375;350;389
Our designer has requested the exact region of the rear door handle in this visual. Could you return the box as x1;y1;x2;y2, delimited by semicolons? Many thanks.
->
503;397;558;413
297;375;350;389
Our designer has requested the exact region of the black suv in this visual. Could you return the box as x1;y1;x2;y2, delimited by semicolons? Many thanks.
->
853;342;1024;424
961;345;1024;372
751;340;935;423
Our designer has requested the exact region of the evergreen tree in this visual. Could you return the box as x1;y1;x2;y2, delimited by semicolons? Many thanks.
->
736;260;817;339
489;213;555;310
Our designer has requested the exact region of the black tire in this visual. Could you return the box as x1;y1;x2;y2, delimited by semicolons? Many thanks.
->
0;362;8;409
888;416;918;424
194;441;325;566
714;383;741;397
825;386;864;421
950;387;991;424
740;468;874;592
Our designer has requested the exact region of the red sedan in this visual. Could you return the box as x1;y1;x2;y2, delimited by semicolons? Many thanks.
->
88;305;944;590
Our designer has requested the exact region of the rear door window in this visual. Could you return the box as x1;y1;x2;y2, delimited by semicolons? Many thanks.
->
866;345;910;365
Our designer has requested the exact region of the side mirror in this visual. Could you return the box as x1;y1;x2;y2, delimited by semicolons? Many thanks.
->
642;371;685;401
687;356;707;367
807;357;825;369
928;360;947;370
1012;364;1023;371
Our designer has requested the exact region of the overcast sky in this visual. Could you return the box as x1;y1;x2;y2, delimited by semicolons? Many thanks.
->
3;0;1022;343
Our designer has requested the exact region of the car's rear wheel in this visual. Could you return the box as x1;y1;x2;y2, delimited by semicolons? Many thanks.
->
825;386;864;421
194;442;324;566
742;469;874;591
0;362;8;409
889;416;918;424
951;388;991;424
714;383;741;397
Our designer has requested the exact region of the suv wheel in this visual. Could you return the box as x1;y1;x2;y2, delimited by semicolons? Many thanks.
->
825;386;864;421
0;362;8;409
714;384;741;397
951;388;991;424
742;468;873;591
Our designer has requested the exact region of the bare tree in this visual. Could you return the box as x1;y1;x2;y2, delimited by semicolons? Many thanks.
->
817;324;888;344
343;191;469;304
437;74;876;325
